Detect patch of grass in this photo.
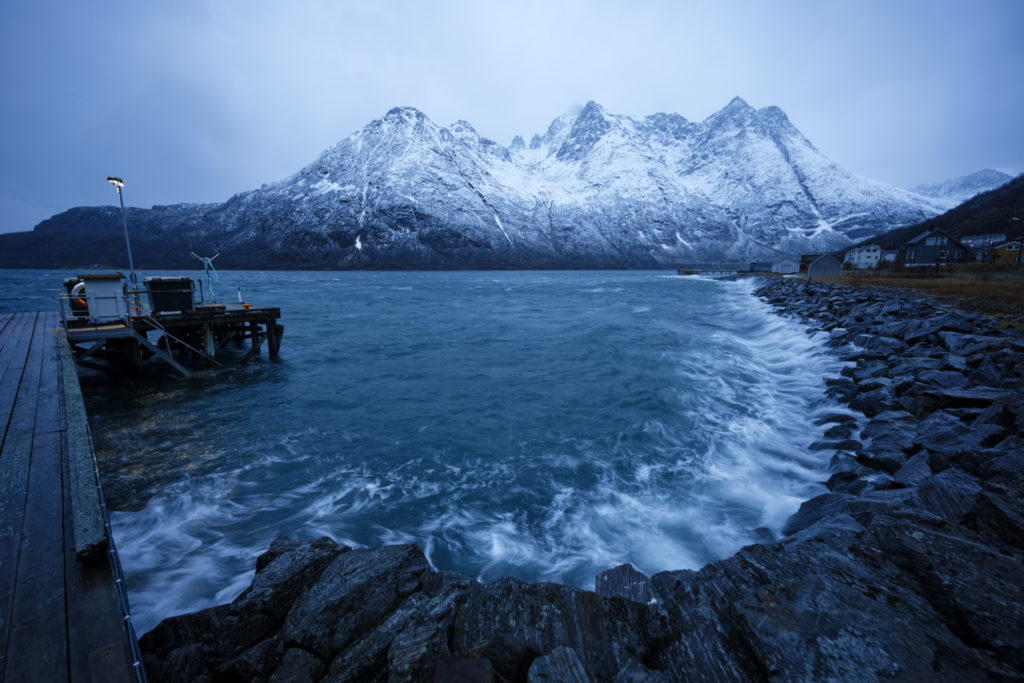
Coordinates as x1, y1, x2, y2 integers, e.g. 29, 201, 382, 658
813, 269, 1024, 330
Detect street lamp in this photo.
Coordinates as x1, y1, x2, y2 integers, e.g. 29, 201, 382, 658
107, 176, 140, 314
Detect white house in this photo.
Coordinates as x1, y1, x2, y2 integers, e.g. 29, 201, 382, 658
844, 244, 883, 269
771, 257, 800, 274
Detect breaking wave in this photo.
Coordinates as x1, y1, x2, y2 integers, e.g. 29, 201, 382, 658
80, 271, 851, 634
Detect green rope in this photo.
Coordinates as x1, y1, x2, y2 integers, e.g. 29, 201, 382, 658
191, 252, 220, 303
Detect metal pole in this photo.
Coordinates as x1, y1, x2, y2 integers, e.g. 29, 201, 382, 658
107, 177, 140, 315
115, 185, 135, 275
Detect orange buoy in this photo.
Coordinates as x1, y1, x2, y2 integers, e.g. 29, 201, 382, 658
70, 282, 88, 311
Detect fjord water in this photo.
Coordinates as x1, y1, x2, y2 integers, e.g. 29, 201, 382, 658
3, 270, 849, 634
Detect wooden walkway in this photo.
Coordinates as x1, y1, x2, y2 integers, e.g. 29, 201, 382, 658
0, 312, 141, 682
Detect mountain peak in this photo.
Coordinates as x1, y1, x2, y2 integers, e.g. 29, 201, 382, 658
448, 120, 480, 146
556, 102, 612, 162
725, 96, 752, 112
449, 120, 477, 133
578, 100, 606, 119
754, 105, 802, 139
757, 105, 788, 123
383, 106, 428, 125
705, 96, 756, 128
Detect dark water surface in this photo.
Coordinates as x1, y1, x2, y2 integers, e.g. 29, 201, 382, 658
0, 269, 851, 633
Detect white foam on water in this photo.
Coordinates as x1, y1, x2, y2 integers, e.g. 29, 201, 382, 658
391, 278, 850, 585
108, 273, 856, 634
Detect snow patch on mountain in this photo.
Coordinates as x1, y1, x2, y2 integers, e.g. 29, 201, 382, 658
6, 98, 947, 270
912, 169, 1013, 205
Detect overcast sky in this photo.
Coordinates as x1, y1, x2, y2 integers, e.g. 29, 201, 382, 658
1, 0, 1022, 233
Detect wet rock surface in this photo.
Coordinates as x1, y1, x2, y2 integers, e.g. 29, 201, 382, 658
141, 279, 1024, 681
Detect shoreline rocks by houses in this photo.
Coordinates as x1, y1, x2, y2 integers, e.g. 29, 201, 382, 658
140, 278, 1024, 682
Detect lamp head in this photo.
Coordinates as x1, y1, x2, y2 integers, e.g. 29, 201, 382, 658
106, 176, 124, 189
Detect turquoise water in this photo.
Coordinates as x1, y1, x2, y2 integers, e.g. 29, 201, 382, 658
0, 270, 850, 633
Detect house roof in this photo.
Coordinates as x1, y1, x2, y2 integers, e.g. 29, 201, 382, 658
905, 228, 967, 248
810, 254, 842, 266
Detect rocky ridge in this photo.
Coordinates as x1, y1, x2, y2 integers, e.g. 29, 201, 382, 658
0, 99, 943, 269
140, 279, 1024, 681
912, 169, 1014, 206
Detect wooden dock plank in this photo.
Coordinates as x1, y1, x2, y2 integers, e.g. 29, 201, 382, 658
0, 313, 137, 682
5, 315, 70, 681
0, 313, 34, 372
0, 312, 46, 678
58, 329, 108, 559
65, 556, 135, 682
0, 313, 14, 342
60, 338, 134, 682
0, 313, 16, 349
5, 427, 68, 682
0, 314, 34, 430
0, 312, 30, 358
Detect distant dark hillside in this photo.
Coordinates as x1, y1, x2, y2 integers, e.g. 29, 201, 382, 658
0, 204, 230, 270
855, 174, 1024, 250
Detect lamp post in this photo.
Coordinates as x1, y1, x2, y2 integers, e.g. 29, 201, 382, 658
106, 176, 140, 314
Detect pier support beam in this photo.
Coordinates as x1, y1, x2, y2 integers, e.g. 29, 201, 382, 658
267, 321, 281, 360
203, 324, 215, 360
242, 330, 268, 363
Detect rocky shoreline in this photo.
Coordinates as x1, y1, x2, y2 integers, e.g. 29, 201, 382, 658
140, 278, 1024, 681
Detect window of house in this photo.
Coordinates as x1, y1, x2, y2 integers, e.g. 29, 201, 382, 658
925, 235, 947, 246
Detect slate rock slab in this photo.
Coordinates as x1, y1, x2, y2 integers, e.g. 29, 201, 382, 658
894, 452, 933, 486
914, 411, 970, 455
595, 564, 656, 605
918, 468, 983, 524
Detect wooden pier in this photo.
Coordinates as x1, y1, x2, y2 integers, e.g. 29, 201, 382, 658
1, 312, 142, 681
65, 304, 283, 378
55, 272, 282, 378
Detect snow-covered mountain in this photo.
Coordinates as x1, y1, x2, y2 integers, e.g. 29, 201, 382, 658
912, 169, 1013, 206
0, 98, 946, 269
